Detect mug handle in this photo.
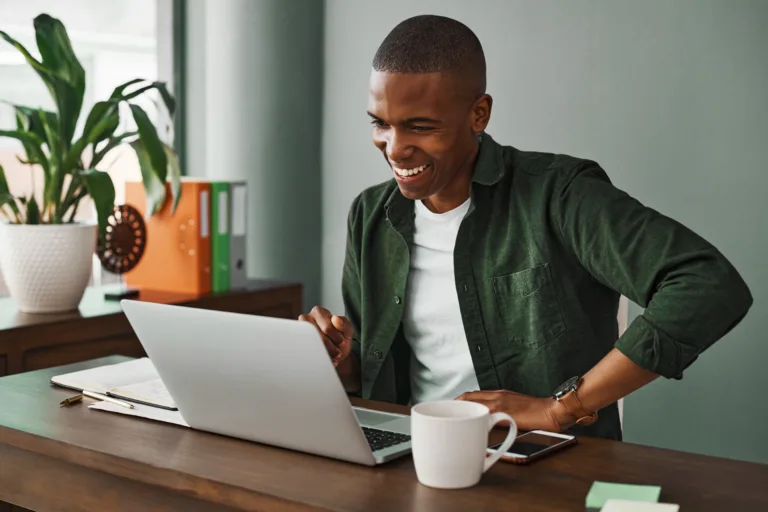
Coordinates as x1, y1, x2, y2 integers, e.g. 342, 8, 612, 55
483, 412, 518, 473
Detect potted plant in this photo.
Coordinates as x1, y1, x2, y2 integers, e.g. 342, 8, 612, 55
0, 14, 181, 313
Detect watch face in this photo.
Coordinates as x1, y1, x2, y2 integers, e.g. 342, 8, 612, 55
553, 375, 580, 398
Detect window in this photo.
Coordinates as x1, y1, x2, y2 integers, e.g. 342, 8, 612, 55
0, 0, 174, 296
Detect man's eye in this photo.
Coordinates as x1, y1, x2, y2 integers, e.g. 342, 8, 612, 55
412, 126, 431, 132
370, 119, 387, 128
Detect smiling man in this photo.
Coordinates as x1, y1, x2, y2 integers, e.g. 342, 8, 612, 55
299, 15, 752, 439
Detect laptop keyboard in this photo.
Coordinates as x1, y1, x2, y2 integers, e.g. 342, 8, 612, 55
362, 427, 411, 452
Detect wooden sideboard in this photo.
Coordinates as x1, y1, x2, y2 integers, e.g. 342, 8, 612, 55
0, 280, 302, 377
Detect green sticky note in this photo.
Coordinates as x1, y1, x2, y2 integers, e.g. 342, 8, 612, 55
586, 481, 662, 509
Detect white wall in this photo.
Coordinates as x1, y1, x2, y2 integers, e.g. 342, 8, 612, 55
323, 0, 768, 462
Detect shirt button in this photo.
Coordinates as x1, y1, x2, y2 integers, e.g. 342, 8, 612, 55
394, 296, 401, 304
463, 284, 469, 292
476, 344, 482, 352
374, 350, 383, 359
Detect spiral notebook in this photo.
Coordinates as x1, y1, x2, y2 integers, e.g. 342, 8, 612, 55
50, 358, 177, 411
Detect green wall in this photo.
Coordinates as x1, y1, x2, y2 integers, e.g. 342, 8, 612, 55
186, 0, 324, 309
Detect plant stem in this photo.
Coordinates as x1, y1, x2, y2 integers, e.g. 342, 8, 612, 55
65, 188, 88, 223
8, 198, 25, 224
65, 199, 79, 223
28, 163, 37, 221
57, 173, 81, 222
1, 205, 14, 222
61, 186, 86, 223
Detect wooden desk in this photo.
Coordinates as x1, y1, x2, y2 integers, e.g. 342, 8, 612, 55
1, 357, 766, 511
0, 280, 302, 376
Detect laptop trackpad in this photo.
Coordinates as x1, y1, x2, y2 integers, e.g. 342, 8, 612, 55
353, 407, 411, 434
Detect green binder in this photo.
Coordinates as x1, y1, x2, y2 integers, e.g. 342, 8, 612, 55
210, 181, 231, 292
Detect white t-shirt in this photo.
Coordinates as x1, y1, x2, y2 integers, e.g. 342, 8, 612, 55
402, 197, 480, 404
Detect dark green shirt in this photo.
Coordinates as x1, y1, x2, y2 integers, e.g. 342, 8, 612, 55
341, 133, 752, 440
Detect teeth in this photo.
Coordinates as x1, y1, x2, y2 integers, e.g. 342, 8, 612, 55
394, 164, 427, 177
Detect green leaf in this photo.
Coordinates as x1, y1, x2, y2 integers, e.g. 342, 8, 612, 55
82, 101, 119, 147
0, 129, 54, 210
91, 130, 139, 169
8, 103, 57, 142
38, 108, 61, 161
35, 109, 62, 210
0, 194, 20, 223
0, 30, 50, 76
80, 169, 115, 241
110, 78, 145, 99
26, 196, 41, 224
152, 82, 175, 118
10, 105, 56, 175
130, 139, 166, 216
1, 19, 84, 152
0, 130, 49, 171
163, 144, 182, 214
0, 163, 20, 222
32, 14, 85, 148
130, 104, 167, 182
119, 82, 175, 117
34, 15, 81, 81
0, 161, 12, 196
63, 106, 122, 173
0, 15, 85, 170
0, 129, 45, 151
108, 79, 175, 118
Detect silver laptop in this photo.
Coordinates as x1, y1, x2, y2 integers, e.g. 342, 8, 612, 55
120, 300, 411, 466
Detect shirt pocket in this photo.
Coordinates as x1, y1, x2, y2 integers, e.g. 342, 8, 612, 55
491, 263, 566, 349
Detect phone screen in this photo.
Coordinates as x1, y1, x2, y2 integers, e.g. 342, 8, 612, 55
493, 433, 568, 456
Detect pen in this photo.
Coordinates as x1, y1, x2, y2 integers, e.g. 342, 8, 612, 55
60, 394, 83, 407
83, 390, 135, 409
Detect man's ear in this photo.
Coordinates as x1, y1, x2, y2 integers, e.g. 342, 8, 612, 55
471, 94, 493, 134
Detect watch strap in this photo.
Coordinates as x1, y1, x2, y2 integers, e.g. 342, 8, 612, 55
557, 380, 598, 426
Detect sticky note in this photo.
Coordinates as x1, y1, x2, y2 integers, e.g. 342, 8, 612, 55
586, 481, 662, 509
601, 499, 679, 512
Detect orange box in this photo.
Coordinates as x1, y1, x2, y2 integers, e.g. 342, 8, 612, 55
124, 180, 211, 294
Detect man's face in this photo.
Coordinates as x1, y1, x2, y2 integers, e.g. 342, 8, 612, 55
367, 71, 490, 201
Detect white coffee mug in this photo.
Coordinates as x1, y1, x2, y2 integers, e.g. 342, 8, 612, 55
410, 400, 518, 489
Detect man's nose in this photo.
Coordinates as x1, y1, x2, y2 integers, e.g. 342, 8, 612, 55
386, 132, 414, 163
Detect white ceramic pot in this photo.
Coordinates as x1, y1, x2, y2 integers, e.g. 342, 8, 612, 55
0, 222, 97, 313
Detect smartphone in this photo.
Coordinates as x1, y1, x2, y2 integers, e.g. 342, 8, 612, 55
487, 430, 577, 464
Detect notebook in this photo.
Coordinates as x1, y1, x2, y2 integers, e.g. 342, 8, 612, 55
601, 501, 679, 512
51, 358, 177, 410
89, 401, 188, 427
587, 482, 662, 510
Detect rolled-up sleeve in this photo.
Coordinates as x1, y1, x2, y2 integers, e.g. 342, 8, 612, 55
554, 162, 753, 379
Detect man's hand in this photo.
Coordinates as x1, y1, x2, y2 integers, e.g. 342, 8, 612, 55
456, 390, 568, 432
298, 306, 354, 367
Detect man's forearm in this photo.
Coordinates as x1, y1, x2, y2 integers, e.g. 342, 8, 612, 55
337, 353, 362, 395
555, 348, 659, 426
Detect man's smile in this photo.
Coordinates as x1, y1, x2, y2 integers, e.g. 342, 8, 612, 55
392, 163, 431, 181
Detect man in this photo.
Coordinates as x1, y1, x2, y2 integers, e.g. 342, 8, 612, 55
299, 14, 752, 440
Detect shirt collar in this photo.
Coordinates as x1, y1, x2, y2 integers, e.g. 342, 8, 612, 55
384, 131, 505, 212
471, 132, 505, 186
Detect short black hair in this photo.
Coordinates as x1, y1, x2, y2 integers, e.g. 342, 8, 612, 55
372, 14, 486, 95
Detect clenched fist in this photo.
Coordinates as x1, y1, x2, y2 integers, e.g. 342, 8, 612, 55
298, 306, 354, 367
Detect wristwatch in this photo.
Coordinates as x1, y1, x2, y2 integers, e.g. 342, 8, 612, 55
552, 376, 597, 427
